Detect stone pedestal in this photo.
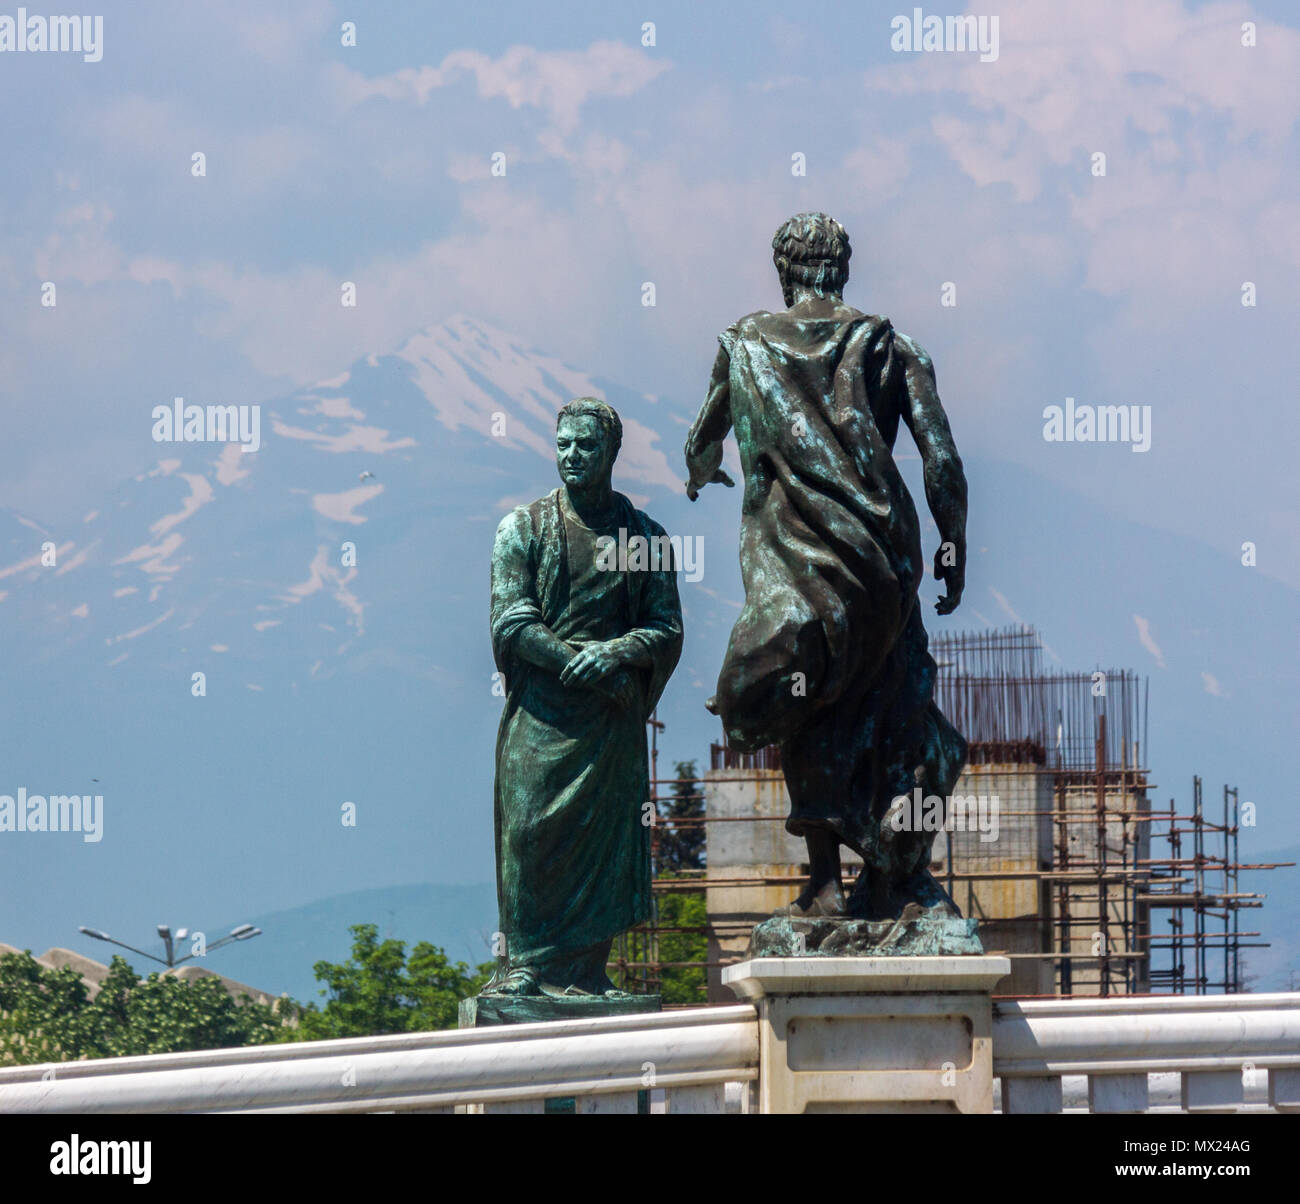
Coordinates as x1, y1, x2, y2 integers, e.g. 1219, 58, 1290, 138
748, 912, 983, 957
723, 956, 1010, 1113
459, 993, 661, 1028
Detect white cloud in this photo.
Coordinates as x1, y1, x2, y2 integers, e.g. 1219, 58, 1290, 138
1133, 614, 1167, 669
865, 0, 1300, 332
228, 1, 331, 67
331, 41, 670, 135
215, 445, 251, 487
33, 203, 124, 286
868, 1, 1300, 188
841, 138, 912, 203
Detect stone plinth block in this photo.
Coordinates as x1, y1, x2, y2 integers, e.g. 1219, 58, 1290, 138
723, 956, 1010, 1114
459, 993, 661, 1028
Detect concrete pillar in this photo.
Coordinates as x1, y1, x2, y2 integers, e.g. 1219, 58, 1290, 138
723, 956, 1010, 1114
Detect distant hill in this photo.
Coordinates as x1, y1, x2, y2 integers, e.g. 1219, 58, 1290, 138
213, 882, 497, 1003
1, 311, 1295, 994
220, 858, 1298, 1003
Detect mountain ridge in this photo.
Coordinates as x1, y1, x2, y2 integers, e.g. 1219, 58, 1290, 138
0, 312, 1294, 995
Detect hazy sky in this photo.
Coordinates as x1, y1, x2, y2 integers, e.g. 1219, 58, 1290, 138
2, 1, 1297, 594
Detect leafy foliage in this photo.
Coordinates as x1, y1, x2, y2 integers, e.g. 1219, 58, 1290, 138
654, 759, 705, 874
654, 888, 708, 1005
0, 950, 285, 1065
289, 923, 494, 1040
1, 922, 494, 1062
631, 760, 709, 1004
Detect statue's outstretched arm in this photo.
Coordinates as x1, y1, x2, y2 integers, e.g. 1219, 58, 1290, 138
896, 332, 967, 614
685, 345, 736, 500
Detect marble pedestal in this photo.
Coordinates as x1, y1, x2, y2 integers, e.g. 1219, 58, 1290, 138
723, 956, 1010, 1114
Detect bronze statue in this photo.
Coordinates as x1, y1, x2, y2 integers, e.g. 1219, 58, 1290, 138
485, 399, 683, 1001
686, 213, 978, 953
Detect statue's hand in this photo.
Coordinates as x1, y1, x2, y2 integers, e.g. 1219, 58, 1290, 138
935, 548, 967, 616
559, 642, 621, 686
934, 552, 965, 615
685, 468, 735, 501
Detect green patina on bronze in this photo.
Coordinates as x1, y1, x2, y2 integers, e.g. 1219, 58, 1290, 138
685, 212, 979, 955
482, 399, 682, 1005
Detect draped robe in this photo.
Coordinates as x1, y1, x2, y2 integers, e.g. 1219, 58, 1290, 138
490, 487, 683, 985
686, 299, 967, 899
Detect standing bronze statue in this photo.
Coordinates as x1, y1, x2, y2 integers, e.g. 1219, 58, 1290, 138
686, 213, 979, 954
480, 398, 683, 1015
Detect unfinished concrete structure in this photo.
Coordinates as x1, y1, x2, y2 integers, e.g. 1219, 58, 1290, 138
700, 757, 1070, 1000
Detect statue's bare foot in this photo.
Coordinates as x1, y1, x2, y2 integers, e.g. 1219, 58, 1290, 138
776, 880, 846, 918
705, 695, 720, 716
562, 978, 632, 999
557, 973, 624, 998
492, 967, 541, 996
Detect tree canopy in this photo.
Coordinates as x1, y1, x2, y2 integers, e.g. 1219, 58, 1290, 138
0, 923, 494, 1063
0, 950, 284, 1064
290, 923, 494, 1040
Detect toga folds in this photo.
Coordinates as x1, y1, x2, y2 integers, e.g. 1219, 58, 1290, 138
490, 488, 682, 980
686, 300, 967, 883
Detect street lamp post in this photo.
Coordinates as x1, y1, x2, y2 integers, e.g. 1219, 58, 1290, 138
78, 923, 262, 970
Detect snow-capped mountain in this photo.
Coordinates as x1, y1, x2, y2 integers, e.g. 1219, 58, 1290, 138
1, 314, 1295, 992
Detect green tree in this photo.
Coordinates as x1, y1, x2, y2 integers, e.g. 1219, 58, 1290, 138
654, 759, 705, 875
289, 923, 494, 1040
91, 957, 285, 1057
626, 760, 708, 1004
0, 952, 98, 1064
0, 950, 285, 1065
654, 889, 708, 1005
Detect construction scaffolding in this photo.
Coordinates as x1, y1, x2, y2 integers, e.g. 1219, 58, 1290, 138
612, 626, 1288, 1001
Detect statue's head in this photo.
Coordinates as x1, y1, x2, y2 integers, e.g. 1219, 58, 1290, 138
772, 212, 851, 308
555, 397, 622, 491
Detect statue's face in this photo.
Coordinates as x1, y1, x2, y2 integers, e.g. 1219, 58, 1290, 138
556, 414, 613, 489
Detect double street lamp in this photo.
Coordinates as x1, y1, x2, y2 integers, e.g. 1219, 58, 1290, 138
78, 922, 262, 970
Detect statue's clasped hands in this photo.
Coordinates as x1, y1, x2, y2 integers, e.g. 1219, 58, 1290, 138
560, 641, 620, 685
560, 641, 637, 711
